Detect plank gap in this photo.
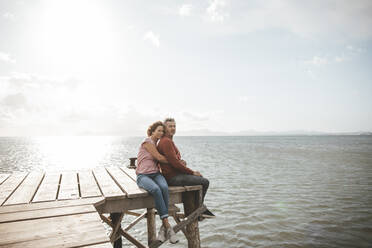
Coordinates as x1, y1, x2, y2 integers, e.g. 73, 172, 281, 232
77, 173, 82, 198
29, 172, 45, 204
92, 170, 104, 196
55, 174, 62, 200
104, 167, 128, 195
1, 172, 30, 206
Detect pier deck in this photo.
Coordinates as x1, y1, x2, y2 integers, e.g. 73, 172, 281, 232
0, 166, 204, 248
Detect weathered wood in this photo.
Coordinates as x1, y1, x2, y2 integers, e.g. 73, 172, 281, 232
118, 228, 147, 248
174, 205, 206, 233
0, 196, 103, 214
32, 173, 60, 203
125, 210, 142, 217
78, 170, 102, 198
147, 208, 157, 245
0, 173, 28, 206
92, 167, 125, 198
172, 215, 187, 238
0, 204, 97, 224
183, 190, 201, 248
95, 192, 183, 214
0, 212, 109, 248
0, 174, 10, 185
4, 172, 44, 205
184, 185, 203, 191
0, 167, 207, 248
124, 211, 147, 231
119, 166, 137, 181
109, 212, 124, 245
99, 214, 147, 248
105, 167, 147, 198
58, 172, 79, 200
80, 243, 113, 248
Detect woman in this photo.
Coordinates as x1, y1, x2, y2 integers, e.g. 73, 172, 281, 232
136, 121, 178, 244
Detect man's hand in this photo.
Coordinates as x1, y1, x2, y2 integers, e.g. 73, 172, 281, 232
193, 171, 202, 177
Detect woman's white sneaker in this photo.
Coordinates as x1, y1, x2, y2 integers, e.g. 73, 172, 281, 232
167, 227, 179, 244
157, 225, 166, 243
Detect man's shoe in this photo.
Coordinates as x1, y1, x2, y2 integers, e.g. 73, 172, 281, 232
203, 207, 216, 217
167, 227, 179, 244
157, 225, 166, 243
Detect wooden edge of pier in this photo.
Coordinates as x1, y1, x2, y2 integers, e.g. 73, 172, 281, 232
0, 167, 207, 248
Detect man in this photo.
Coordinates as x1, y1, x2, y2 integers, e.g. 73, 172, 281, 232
157, 118, 214, 218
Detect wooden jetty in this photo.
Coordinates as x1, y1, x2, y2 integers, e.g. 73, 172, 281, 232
0, 166, 205, 248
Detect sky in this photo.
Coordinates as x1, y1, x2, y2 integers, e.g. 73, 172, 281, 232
0, 0, 371, 136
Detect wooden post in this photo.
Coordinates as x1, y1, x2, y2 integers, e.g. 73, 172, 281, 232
147, 208, 157, 245
183, 189, 202, 248
110, 213, 122, 248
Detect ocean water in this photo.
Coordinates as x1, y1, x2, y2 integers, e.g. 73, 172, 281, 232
1, 136, 372, 248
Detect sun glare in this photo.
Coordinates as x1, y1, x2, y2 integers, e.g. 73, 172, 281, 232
39, 0, 117, 74
35, 136, 113, 171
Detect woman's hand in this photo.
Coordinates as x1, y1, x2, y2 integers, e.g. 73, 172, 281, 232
193, 171, 202, 177
143, 143, 168, 163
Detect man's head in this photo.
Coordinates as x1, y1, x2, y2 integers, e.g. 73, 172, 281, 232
164, 117, 176, 138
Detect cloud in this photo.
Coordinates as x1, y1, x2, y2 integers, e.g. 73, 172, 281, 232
2, 12, 15, 20
0, 73, 161, 136
346, 45, 363, 53
305, 56, 329, 66
0, 52, 16, 64
201, 0, 372, 40
1, 93, 28, 109
4, 72, 79, 91
143, 31, 160, 47
206, 0, 229, 22
305, 44, 362, 67
182, 111, 210, 122
179, 4, 193, 16
238, 96, 249, 103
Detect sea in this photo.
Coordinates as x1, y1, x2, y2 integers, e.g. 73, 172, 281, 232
0, 135, 371, 248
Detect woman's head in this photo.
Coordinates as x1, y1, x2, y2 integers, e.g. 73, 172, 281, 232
147, 121, 165, 139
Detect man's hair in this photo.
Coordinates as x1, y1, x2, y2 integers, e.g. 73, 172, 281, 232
147, 121, 165, 137
164, 117, 175, 125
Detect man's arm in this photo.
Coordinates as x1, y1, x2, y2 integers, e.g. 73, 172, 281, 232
161, 139, 194, 175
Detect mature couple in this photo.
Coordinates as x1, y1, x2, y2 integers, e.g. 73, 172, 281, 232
135, 118, 212, 244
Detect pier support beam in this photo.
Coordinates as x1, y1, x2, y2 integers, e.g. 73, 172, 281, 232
183, 189, 202, 248
110, 212, 123, 248
147, 208, 157, 245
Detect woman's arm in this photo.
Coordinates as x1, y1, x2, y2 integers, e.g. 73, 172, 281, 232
143, 143, 168, 163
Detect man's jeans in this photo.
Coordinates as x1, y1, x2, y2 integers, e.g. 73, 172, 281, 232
137, 173, 169, 219
168, 174, 209, 203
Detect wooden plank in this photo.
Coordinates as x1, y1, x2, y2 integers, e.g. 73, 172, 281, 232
0, 204, 97, 224
92, 167, 125, 198
0, 173, 28, 206
119, 166, 137, 181
0, 174, 10, 185
81, 243, 112, 248
95, 192, 183, 213
32, 173, 60, 203
4, 172, 44, 205
184, 185, 203, 191
106, 167, 147, 198
78, 170, 102, 198
0, 212, 109, 248
58, 172, 79, 200
0, 197, 103, 214
169, 186, 189, 193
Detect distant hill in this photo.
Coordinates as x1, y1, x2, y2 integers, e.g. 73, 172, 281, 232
177, 129, 372, 136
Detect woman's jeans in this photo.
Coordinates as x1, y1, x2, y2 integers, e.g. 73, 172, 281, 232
137, 172, 169, 219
